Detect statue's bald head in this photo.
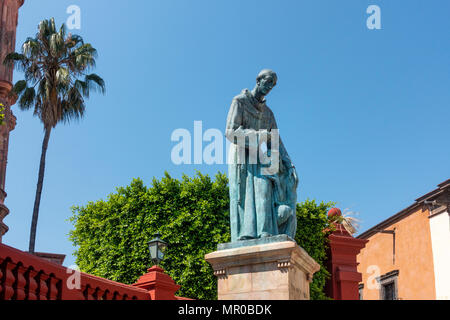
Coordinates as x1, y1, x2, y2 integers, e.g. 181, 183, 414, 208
254, 69, 277, 98
257, 69, 278, 86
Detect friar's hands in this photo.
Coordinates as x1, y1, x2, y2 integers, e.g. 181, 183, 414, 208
289, 166, 299, 187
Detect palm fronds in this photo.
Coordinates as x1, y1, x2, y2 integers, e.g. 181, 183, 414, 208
341, 209, 361, 235
3, 17, 105, 130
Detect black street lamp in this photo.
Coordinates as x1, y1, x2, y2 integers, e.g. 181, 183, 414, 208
148, 233, 167, 266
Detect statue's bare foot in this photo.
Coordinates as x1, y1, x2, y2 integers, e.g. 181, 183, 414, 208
238, 236, 255, 241
259, 232, 272, 238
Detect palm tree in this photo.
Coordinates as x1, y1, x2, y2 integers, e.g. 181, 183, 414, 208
4, 18, 105, 253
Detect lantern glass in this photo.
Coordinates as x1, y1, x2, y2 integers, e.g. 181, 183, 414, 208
149, 244, 157, 262
148, 233, 167, 265
158, 242, 167, 260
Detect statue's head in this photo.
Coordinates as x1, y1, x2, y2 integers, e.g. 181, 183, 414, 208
255, 69, 278, 97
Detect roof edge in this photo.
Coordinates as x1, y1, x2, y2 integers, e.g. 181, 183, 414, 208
357, 202, 421, 239
357, 179, 450, 239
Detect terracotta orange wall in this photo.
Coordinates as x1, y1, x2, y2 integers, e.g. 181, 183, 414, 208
357, 206, 436, 300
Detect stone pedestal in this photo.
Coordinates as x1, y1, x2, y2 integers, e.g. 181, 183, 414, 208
205, 236, 320, 300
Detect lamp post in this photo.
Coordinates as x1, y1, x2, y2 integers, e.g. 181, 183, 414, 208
134, 233, 181, 299
148, 233, 167, 266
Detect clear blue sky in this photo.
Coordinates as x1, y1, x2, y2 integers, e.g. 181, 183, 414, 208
4, 0, 450, 267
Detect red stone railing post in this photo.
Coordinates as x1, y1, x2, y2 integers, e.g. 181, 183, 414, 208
325, 208, 368, 300
132, 266, 181, 300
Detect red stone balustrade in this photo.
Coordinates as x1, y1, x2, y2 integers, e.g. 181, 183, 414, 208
0, 243, 188, 300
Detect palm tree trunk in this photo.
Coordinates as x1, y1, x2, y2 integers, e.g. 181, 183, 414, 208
28, 128, 51, 253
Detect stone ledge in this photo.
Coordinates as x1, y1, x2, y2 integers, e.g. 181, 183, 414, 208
0, 203, 10, 220
0, 80, 12, 100
0, 221, 9, 239
217, 234, 295, 250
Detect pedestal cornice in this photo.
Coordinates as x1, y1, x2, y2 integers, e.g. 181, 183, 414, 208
207, 241, 320, 277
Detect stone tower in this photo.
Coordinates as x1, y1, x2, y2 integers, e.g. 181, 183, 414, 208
0, 0, 24, 242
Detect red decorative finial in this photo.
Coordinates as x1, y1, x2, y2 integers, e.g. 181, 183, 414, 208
328, 208, 342, 218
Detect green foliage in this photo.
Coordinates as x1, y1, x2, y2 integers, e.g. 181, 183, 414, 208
0, 103, 5, 126
69, 172, 230, 300
69, 172, 335, 300
295, 200, 336, 300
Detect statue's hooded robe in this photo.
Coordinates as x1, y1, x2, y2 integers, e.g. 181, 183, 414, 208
226, 89, 298, 242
